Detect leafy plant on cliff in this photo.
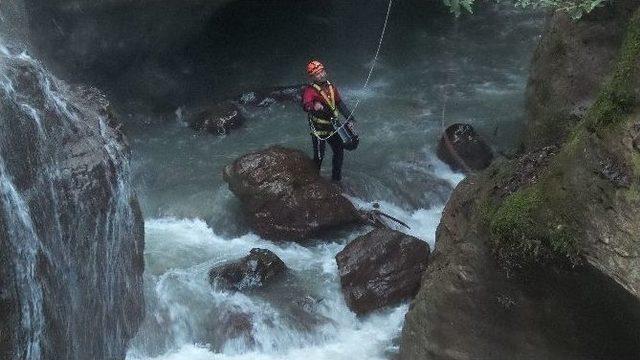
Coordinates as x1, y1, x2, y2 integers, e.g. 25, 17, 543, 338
445, 0, 607, 18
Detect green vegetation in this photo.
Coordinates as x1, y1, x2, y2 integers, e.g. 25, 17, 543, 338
487, 183, 579, 275
445, 0, 607, 19
482, 8, 640, 275
586, 11, 640, 130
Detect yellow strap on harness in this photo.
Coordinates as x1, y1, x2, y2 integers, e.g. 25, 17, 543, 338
308, 81, 340, 140
310, 117, 332, 124
311, 82, 340, 118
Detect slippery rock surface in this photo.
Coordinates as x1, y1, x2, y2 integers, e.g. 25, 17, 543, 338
207, 311, 255, 351
209, 248, 287, 291
335, 229, 430, 315
0, 47, 144, 359
223, 146, 359, 242
186, 101, 245, 135
400, 176, 640, 360
436, 123, 493, 172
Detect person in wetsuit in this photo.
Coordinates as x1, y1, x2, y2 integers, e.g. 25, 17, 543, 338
301, 60, 354, 183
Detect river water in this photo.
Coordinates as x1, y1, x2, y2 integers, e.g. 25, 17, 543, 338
124, 2, 543, 359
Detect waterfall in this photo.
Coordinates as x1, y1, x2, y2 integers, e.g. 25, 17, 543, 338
0, 40, 144, 359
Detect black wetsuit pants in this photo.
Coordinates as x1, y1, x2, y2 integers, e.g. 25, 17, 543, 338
311, 134, 344, 181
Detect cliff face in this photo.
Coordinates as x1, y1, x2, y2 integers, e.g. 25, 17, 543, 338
524, 1, 638, 149
400, 3, 640, 359
0, 45, 144, 359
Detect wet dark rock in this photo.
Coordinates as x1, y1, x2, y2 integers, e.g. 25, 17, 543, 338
186, 101, 245, 135
182, 84, 303, 136
208, 311, 255, 351
436, 123, 493, 172
209, 248, 287, 291
401, 5, 640, 358
237, 84, 305, 108
335, 229, 430, 315
223, 146, 360, 242
400, 174, 640, 360
0, 50, 144, 359
525, 0, 639, 149
496, 145, 559, 199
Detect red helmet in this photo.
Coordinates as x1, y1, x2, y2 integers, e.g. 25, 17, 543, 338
306, 60, 325, 76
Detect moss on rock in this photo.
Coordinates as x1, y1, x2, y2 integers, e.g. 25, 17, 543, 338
587, 10, 640, 130
488, 183, 579, 275
485, 9, 640, 275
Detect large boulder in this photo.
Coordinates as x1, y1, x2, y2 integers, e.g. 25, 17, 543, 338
209, 248, 287, 291
525, 0, 639, 149
400, 174, 640, 360
436, 123, 493, 172
223, 146, 360, 242
400, 7, 640, 359
335, 229, 430, 315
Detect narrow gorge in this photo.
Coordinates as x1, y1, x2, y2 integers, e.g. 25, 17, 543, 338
1, 1, 638, 359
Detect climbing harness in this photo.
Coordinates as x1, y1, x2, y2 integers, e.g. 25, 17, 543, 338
308, 0, 393, 144
308, 81, 360, 150
308, 81, 339, 138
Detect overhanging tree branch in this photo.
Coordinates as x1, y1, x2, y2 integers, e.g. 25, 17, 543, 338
445, 0, 608, 19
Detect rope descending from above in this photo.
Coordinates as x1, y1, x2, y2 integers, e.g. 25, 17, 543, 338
439, 17, 474, 173
345, 0, 394, 122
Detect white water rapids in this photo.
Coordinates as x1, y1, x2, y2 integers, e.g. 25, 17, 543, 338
127, 166, 463, 360
124, 3, 542, 358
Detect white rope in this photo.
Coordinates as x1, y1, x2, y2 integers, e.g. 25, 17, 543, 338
343, 0, 393, 122
440, 18, 474, 173
441, 21, 457, 133
311, 0, 393, 140
346, 0, 394, 121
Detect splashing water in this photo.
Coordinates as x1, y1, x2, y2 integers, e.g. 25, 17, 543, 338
0, 41, 143, 359
123, 2, 542, 359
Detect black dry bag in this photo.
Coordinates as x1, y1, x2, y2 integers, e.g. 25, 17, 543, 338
335, 120, 359, 150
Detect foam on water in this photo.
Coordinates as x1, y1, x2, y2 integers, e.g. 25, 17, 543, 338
127, 165, 462, 360
124, 3, 540, 358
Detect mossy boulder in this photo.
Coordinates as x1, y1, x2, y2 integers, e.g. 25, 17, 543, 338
524, 0, 639, 149
400, 6, 640, 359
486, 10, 640, 294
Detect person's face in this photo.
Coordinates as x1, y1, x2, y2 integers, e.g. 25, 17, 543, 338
312, 69, 327, 82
